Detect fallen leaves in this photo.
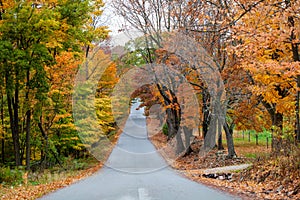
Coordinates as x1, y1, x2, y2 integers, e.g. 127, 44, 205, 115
0, 162, 103, 200
150, 129, 300, 199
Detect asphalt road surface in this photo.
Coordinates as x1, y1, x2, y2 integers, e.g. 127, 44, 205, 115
40, 102, 238, 200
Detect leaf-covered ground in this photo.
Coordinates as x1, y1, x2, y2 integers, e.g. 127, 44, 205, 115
150, 128, 300, 200
0, 162, 103, 200
0, 127, 123, 200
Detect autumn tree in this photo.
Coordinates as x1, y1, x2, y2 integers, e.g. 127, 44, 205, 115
112, 0, 229, 156
229, 0, 300, 153
0, 0, 110, 168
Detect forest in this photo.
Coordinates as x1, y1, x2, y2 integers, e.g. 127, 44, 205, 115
0, 0, 300, 199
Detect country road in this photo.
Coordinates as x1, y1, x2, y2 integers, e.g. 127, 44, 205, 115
40, 102, 238, 200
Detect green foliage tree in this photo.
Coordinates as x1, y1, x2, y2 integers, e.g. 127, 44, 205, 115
0, 0, 110, 168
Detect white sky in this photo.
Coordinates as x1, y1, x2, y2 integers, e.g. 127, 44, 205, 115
101, 1, 142, 47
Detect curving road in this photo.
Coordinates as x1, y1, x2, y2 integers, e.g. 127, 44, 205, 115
40, 102, 238, 200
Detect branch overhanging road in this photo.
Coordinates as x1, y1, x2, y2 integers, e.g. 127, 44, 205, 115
40, 102, 239, 200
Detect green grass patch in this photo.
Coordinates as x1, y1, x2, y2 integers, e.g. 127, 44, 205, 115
232, 130, 272, 146
244, 153, 258, 159
0, 157, 99, 188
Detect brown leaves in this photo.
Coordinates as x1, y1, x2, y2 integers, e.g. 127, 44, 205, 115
150, 130, 299, 199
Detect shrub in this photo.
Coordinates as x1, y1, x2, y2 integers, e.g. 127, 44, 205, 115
0, 167, 24, 186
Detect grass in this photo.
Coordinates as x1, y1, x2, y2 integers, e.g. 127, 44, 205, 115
221, 130, 272, 159
234, 130, 272, 145
0, 157, 102, 200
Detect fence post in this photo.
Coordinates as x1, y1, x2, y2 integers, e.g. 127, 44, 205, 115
256, 134, 258, 145
248, 131, 251, 142
271, 129, 274, 150
243, 131, 244, 140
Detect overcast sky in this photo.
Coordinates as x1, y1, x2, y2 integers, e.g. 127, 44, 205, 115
102, 1, 142, 47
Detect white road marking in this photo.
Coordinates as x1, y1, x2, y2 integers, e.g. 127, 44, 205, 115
138, 188, 152, 200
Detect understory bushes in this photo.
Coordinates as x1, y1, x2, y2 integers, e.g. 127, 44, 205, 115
0, 167, 24, 186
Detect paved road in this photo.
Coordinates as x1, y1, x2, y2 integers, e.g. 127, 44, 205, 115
40, 102, 238, 200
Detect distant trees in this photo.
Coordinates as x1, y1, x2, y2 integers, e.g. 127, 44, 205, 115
113, 0, 236, 157
113, 0, 300, 157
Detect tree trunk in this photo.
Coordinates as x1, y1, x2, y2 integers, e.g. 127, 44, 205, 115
183, 126, 193, 156
25, 68, 31, 170
25, 110, 31, 170
156, 84, 181, 140
218, 120, 224, 150
202, 115, 217, 152
7, 90, 21, 166
13, 80, 21, 166
1, 93, 4, 164
202, 89, 210, 138
38, 121, 48, 167
166, 107, 184, 155
85, 45, 90, 80
175, 129, 184, 155
272, 113, 284, 154
1, 129, 4, 164
38, 121, 62, 167
166, 109, 175, 140
296, 75, 300, 142
289, 16, 300, 142
223, 122, 236, 158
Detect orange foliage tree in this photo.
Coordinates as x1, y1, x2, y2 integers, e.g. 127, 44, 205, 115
229, 0, 300, 152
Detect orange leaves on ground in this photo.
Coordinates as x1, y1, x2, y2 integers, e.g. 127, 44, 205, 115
1, 162, 103, 200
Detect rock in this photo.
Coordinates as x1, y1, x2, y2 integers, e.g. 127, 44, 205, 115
227, 173, 233, 179
203, 173, 233, 180
203, 173, 218, 179
276, 185, 283, 193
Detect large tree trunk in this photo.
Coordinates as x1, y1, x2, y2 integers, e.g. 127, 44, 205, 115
271, 113, 284, 154
166, 109, 175, 140
157, 84, 183, 155
262, 100, 284, 154
223, 122, 236, 158
175, 129, 184, 155
289, 16, 300, 142
183, 126, 193, 156
296, 75, 300, 142
166, 107, 184, 155
202, 115, 217, 152
218, 120, 224, 150
202, 89, 210, 138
